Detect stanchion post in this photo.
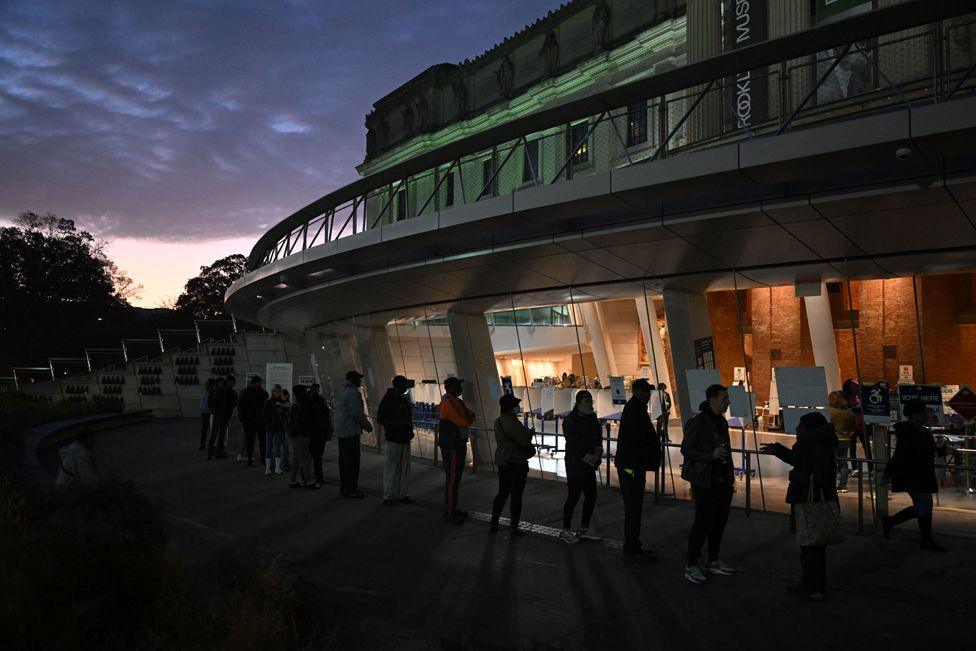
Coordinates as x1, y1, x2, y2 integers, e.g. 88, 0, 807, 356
745, 452, 752, 518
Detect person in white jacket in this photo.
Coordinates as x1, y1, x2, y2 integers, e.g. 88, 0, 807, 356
56, 428, 101, 489
334, 370, 373, 497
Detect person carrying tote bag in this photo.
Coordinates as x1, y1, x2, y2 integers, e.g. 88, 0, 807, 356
490, 393, 536, 536
762, 411, 842, 602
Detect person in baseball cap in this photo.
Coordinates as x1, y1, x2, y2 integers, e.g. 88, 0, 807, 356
377, 375, 416, 504
335, 370, 372, 498
346, 370, 365, 383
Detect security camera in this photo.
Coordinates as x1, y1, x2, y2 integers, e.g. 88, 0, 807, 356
895, 147, 913, 161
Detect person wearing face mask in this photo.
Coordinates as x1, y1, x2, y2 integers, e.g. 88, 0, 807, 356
681, 384, 736, 584
377, 375, 415, 505
560, 390, 604, 544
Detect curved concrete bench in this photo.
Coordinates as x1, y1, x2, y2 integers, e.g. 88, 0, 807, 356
24, 410, 153, 488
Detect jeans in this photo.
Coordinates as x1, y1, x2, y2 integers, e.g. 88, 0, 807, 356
383, 440, 412, 501
243, 420, 265, 463
835, 441, 851, 490
850, 430, 872, 470
617, 468, 646, 553
265, 430, 284, 470
199, 412, 211, 449
338, 436, 361, 493
563, 473, 597, 530
208, 416, 230, 456
492, 463, 529, 528
310, 435, 326, 483
686, 482, 734, 565
441, 445, 467, 515
288, 436, 312, 484
279, 434, 291, 471
799, 545, 827, 591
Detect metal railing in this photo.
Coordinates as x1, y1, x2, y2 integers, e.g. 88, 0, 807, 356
250, 13, 976, 272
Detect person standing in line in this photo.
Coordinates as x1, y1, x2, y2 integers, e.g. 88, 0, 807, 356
560, 390, 604, 544
307, 383, 334, 486
198, 378, 215, 451
843, 379, 871, 476
490, 393, 535, 536
438, 377, 476, 524
681, 384, 736, 584
334, 370, 372, 498
262, 384, 288, 476
762, 412, 840, 602
279, 389, 292, 472
656, 383, 672, 442
207, 377, 235, 459
615, 378, 661, 563
828, 391, 855, 493
287, 385, 316, 489
239, 375, 269, 467
377, 375, 415, 505
882, 399, 947, 552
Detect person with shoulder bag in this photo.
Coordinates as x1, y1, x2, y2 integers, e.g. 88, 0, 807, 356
681, 384, 736, 584
762, 411, 844, 602
490, 393, 535, 536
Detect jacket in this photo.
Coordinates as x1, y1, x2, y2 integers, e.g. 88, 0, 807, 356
680, 401, 733, 489
828, 392, 855, 443
768, 422, 839, 505
334, 381, 371, 439
494, 412, 534, 467
238, 385, 269, 423
210, 385, 238, 420
262, 396, 288, 431
306, 393, 334, 441
437, 394, 475, 450
56, 442, 100, 489
562, 408, 602, 478
888, 421, 938, 494
614, 396, 660, 473
199, 387, 211, 412
377, 388, 414, 444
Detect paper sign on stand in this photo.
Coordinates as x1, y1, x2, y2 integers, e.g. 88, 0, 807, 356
266, 363, 293, 395
609, 376, 627, 405
899, 365, 914, 384
685, 369, 722, 413
727, 385, 755, 420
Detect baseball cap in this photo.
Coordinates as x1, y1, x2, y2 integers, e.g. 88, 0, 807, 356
499, 393, 521, 410
444, 376, 464, 388
346, 370, 365, 381
631, 378, 652, 392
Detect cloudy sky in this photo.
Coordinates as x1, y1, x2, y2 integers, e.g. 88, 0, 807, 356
0, 0, 557, 305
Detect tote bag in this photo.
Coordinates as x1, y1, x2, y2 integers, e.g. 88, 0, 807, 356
795, 475, 845, 547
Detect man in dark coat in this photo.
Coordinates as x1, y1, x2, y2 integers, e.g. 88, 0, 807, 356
882, 399, 946, 551
238, 376, 269, 467
377, 375, 415, 504
207, 376, 237, 459
614, 378, 661, 562
307, 383, 334, 485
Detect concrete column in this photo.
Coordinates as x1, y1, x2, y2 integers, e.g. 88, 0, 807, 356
803, 283, 842, 394
685, 0, 723, 144
768, 0, 813, 114
447, 307, 500, 469
662, 289, 714, 421
351, 318, 398, 421
635, 297, 670, 389
578, 301, 617, 383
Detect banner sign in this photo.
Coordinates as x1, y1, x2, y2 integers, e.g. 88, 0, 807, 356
816, 0, 870, 23
860, 381, 890, 425
266, 363, 293, 394
724, 0, 768, 131
694, 337, 716, 370
501, 376, 514, 396
897, 384, 944, 426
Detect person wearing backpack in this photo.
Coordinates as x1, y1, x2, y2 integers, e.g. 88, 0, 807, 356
490, 393, 535, 535
287, 385, 316, 489
438, 377, 476, 524
335, 370, 373, 498
377, 375, 415, 505
680, 384, 736, 585
307, 383, 334, 485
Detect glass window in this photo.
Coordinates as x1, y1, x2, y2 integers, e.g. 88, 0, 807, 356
444, 171, 454, 207
491, 310, 515, 326
522, 139, 539, 184
481, 158, 494, 196
515, 308, 532, 326
571, 123, 589, 165
396, 188, 407, 221
627, 102, 647, 147
530, 307, 550, 325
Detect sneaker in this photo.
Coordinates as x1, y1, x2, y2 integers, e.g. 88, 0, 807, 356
236, 454, 244, 463
274, 467, 283, 475
383, 499, 396, 506
838, 488, 849, 494
264, 469, 272, 476
306, 483, 321, 490
684, 565, 708, 584
576, 528, 603, 542
559, 529, 580, 544
704, 560, 736, 576
399, 496, 415, 504
802, 590, 831, 602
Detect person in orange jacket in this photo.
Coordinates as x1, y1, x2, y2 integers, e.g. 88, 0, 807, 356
438, 377, 476, 524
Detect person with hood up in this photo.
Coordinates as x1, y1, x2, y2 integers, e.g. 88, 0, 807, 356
882, 399, 947, 552
56, 428, 101, 489
334, 370, 373, 498
762, 412, 841, 602
438, 377, 476, 524
490, 393, 535, 536
681, 384, 736, 585
560, 390, 604, 544
377, 375, 415, 504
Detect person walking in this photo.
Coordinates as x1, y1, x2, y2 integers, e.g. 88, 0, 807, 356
335, 370, 372, 498
828, 391, 855, 493
490, 393, 535, 536
307, 383, 334, 485
198, 378, 215, 451
615, 378, 661, 562
239, 375, 269, 467
681, 384, 736, 584
438, 377, 476, 524
656, 383, 672, 442
262, 384, 288, 476
287, 385, 316, 489
560, 390, 603, 544
207, 377, 237, 459
377, 375, 415, 505
762, 412, 841, 602
843, 378, 871, 477
882, 399, 947, 552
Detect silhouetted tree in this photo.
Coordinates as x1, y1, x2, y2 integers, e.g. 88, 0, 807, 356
175, 254, 248, 320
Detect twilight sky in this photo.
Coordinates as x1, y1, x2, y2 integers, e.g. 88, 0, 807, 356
0, 0, 558, 306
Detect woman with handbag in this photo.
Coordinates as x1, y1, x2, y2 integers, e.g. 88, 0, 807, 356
560, 390, 604, 544
762, 411, 843, 602
490, 393, 536, 536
